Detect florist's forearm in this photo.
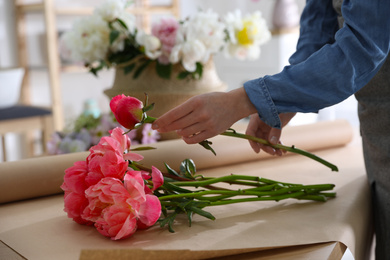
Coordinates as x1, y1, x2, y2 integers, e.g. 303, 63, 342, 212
227, 87, 258, 121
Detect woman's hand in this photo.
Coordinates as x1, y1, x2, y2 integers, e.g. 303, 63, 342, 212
246, 112, 296, 156
152, 87, 257, 144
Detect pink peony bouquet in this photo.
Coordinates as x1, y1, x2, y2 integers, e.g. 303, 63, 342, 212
62, 94, 338, 240
60, 0, 271, 79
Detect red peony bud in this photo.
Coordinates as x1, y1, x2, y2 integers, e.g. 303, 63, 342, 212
110, 94, 144, 130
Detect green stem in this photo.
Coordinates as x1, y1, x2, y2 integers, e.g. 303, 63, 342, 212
135, 116, 338, 172
158, 184, 335, 201
220, 131, 338, 172
170, 175, 298, 188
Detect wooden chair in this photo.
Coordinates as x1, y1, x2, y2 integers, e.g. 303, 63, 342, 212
0, 67, 54, 161
0, 105, 53, 161
0, 0, 59, 162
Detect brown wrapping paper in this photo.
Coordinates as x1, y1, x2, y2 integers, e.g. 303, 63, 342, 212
0, 120, 353, 204
0, 129, 371, 260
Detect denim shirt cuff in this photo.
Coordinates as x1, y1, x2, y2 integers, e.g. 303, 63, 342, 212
244, 77, 281, 129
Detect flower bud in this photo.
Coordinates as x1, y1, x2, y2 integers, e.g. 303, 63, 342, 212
110, 94, 144, 130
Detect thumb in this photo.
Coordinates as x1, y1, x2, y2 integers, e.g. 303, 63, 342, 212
268, 128, 282, 145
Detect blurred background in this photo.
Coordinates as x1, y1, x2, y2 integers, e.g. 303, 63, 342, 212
0, 0, 359, 161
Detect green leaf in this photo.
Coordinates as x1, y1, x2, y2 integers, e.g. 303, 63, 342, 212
155, 62, 172, 79
164, 162, 180, 177
130, 146, 156, 151
158, 213, 178, 233
194, 62, 203, 79
123, 63, 136, 75
198, 140, 216, 156
188, 206, 215, 221
180, 159, 197, 179
187, 210, 193, 227
109, 30, 120, 44
177, 71, 191, 80
133, 60, 151, 79
143, 103, 155, 113
162, 182, 193, 193
116, 18, 128, 30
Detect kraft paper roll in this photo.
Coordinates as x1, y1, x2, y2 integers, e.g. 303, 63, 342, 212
0, 120, 354, 204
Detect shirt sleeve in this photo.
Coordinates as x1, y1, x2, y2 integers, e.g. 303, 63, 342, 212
244, 0, 390, 128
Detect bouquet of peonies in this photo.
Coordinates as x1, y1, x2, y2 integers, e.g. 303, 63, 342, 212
60, 0, 271, 79
61, 94, 338, 240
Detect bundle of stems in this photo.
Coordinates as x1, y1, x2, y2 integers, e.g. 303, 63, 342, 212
132, 160, 336, 232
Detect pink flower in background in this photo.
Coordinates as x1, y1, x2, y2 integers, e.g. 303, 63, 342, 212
152, 17, 179, 64
141, 123, 161, 144
110, 94, 144, 130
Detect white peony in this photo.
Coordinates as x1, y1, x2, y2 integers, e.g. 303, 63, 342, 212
94, 0, 126, 22
136, 31, 162, 60
224, 10, 271, 60
94, 0, 136, 53
183, 9, 227, 63
61, 15, 110, 64
169, 9, 225, 70
170, 37, 206, 72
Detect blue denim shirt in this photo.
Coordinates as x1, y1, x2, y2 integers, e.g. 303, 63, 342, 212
244, 0, 390, 128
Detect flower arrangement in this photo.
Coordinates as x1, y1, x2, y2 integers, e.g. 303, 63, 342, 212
60, 0, 271, 79
61, 94, 338, 240
47, 111, 160, 155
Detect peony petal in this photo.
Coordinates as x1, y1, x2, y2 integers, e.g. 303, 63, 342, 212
123, 152, 144, 162
109, 94, 127, 114
137, 194, 161, 229
151, 166, 164, 191
124, 171, 147, 204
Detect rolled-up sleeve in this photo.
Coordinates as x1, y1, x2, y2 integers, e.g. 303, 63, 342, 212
244, 0, 390, 128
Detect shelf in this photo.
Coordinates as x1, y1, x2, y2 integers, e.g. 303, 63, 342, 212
17, 4, 179, 16
16, 3, 44, 13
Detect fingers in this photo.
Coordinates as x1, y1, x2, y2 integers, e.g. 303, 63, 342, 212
268, 128, 285, 156
245, 114, 286, 156
152, 100, 195, 132
181, 130, 210, 144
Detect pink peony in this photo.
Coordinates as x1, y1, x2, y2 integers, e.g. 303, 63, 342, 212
61, 160, 89, 194
138, 166, 164, 194
110, 95, 144, 130
86, 127, 143, 186
95, 203, 138, 240
152, 17, 179, 64
63, 191, 92, 225
151, 166, 164, 191
136, 194, 161, 229
61, 161, 93, 225
82, 172, 161, 240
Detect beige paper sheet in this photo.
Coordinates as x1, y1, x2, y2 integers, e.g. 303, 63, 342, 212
0, 120, 353, 204
0, 120, 372, 260
0, 136, 371, 260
